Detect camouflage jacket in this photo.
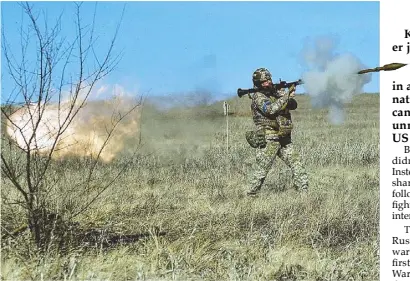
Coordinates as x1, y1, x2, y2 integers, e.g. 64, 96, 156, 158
251, 90, 293, 139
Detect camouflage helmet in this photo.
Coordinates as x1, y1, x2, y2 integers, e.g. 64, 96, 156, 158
252, 68, 272, 86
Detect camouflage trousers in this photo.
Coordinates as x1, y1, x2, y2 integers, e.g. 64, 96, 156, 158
247, 137, 308, 194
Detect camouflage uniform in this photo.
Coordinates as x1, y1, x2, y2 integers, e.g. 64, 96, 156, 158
246, 68, 308, 195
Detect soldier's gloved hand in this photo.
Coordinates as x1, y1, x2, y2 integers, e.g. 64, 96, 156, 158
277, 89, 286, 97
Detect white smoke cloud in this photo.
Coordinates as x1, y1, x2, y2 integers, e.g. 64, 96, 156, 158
300, 36, 372, 124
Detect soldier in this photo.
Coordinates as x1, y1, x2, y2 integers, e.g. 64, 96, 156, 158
245, 68, 308, 196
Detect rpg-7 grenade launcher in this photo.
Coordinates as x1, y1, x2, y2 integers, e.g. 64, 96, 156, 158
237, 79, 304, 98
237, 63, 408, 98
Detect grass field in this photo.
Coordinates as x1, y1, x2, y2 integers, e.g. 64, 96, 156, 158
1, 93, 380, 280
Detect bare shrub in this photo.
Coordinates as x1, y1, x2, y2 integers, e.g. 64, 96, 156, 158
1, 2, 141, 251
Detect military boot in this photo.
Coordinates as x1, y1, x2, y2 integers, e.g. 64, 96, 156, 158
246, 178, 266, 196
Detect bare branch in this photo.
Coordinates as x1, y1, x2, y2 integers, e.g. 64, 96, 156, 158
2, 1, 136, 250
1, 154, 29, 203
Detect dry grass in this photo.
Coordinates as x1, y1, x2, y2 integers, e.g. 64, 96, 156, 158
1, 93, 379, 281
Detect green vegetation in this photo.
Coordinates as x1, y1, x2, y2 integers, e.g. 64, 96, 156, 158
1, 93, 379, 280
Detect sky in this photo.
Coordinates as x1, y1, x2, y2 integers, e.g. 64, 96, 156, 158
1, 1, 380, 104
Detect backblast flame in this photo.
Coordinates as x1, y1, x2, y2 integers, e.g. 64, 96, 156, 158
6, 95, 141, 163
